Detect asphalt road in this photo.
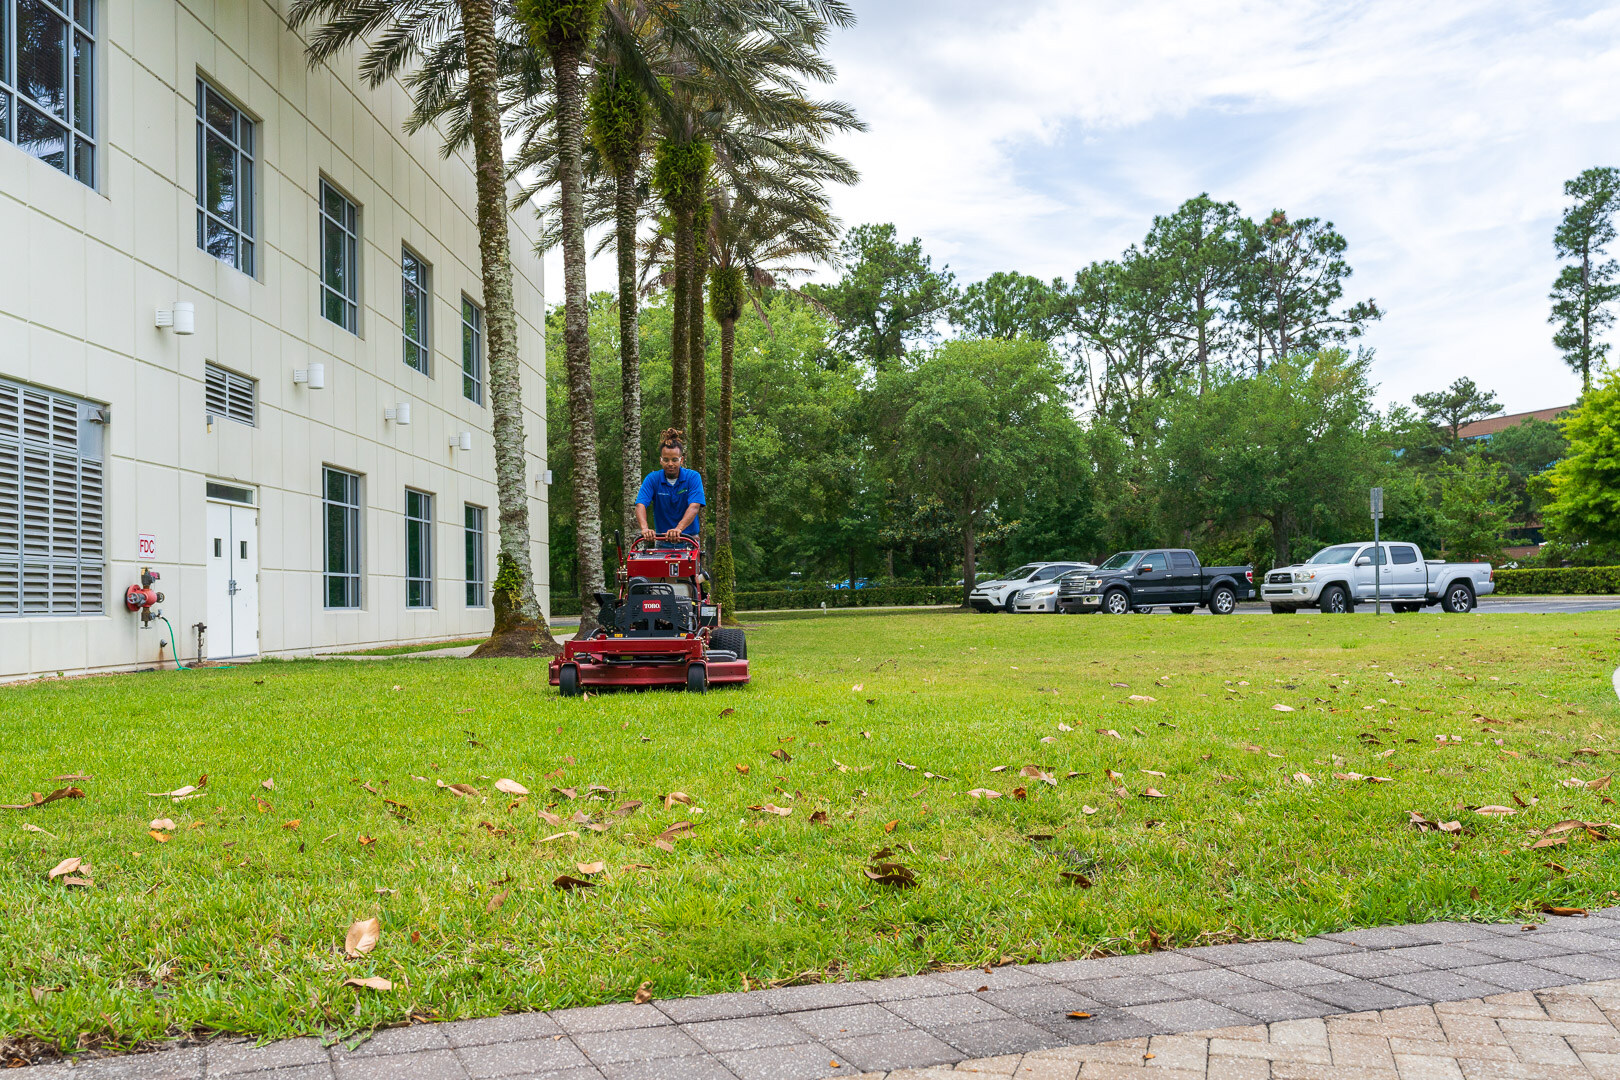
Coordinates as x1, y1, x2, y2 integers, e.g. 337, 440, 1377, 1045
1183, 595, 1620, 616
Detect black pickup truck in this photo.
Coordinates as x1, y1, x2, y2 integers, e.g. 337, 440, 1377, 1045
1057, 549, 1254, 615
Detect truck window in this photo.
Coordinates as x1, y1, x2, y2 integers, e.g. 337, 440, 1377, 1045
1365, 547, 1386, 565
1306, 544, 1361, 564
1170, 551, 1196, 572
1098, 552, 1136, 570
1392, 546, 1418, 565
1139, 552, 1167, 573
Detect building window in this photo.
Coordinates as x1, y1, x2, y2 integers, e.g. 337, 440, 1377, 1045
1, 0, 95, 186
405, 489, 433, 609
0, 376, 105, 616
196, 79, 254, 275
319, 180, 359, 333
323, 466, 361, 609
204, 363, 256, 427
464, 504, 485, 608
461, 297, 483, 405
402, 247, 429, 375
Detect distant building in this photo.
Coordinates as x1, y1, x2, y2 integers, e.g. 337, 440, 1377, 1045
1457, 406, 1571, 441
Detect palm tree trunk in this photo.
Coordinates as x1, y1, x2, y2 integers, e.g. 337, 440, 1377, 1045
615, 166, 642, 538
687, 237, 707, 479
553, 40, 605, 635
459, 0, 558, 657
670, 213, 690, 431
713, 313, 736, 624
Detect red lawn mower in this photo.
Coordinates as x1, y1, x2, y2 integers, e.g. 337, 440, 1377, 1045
549, 533, 749, 696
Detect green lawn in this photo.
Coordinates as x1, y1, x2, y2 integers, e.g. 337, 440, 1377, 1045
2, 609, 1618, 1053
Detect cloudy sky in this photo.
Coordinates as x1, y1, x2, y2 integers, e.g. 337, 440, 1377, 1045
551, 0, 1620, 412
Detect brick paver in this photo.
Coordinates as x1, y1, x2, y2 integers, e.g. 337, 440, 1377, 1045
24, 910, 1620, 1079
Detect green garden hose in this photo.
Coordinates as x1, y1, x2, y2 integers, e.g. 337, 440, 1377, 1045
158, 616, 190, 671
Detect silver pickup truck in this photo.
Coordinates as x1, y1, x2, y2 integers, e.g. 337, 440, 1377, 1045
1260, 541, 1494, 614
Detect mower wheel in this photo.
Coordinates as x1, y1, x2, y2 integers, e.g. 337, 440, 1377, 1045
711, 627, 748, 660
686, 664, 708, 693
558, 664, 582, 697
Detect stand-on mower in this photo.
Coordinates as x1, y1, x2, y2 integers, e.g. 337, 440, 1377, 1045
549, 533, 749, 696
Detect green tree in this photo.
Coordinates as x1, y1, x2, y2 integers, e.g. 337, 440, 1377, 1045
1159, 349, 1379, 565
1542, 370, 1620, 546
1067, 252, 1176, 444
1482, 415, 1567, 521
804, 224, 958, 367
1411, 376, 1501, 444
949, 272, 1068, 341
1434, 452, 1514, 561
1232, 211, 1381, 371
287, 0, 562, 655
1550, 167, 1620, 393
1143, 194, 1244, 393
880, 338, 1078, 604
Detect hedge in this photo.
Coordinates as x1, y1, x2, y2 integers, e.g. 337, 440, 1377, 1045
1491, 566, 1620, 595
548, 583, 962, 618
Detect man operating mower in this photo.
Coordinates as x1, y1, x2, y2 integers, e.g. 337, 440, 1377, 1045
635, 427, 705, 545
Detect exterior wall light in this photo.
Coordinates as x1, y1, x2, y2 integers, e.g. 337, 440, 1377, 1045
450, 431, 473, 452
155, 301, 196, 335
384, 402, 412, 425
293, 363, 326, 389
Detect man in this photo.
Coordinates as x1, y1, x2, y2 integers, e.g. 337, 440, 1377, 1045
635, 428, 705, 544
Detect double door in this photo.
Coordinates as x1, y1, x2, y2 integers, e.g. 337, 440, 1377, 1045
206, 502, 259, 658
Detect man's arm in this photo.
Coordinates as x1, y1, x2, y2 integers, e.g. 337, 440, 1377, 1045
667, 502, 700, 538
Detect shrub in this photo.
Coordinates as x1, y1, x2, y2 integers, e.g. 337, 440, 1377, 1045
1492, 566, 1620, 595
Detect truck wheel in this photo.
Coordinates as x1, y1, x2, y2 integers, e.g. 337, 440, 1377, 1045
1319, 585, 1351, 614
1210, 586, 1237, 615
711, 627, 747, 659
1171, 606, 1195, 615
558, 665, 582, 697
686, 664, 708, 693
1441, 582, 1475, 613
1103, 590, 1131, 615
1269, 604, 1296, 615
1392, 603, 1419, 613
1136, 607, 1154, 615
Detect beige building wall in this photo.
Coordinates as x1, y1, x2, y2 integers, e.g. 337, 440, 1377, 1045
0, 0, 550, 679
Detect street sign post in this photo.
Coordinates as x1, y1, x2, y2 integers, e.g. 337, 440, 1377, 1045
1370, 487, 1384, 615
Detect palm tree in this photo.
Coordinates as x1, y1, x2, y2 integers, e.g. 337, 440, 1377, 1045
702, 168, 848, 618
287, 0, 562, 656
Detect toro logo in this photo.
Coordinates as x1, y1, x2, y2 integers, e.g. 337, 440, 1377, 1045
641, 600, 662, 612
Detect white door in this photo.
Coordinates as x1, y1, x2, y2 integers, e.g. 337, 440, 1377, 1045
206, 502, 259, 658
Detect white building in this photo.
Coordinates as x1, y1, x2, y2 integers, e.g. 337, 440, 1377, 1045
0, 0, 551, 680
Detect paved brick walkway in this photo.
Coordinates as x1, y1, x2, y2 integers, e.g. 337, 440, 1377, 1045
22, 911, 1620, 1078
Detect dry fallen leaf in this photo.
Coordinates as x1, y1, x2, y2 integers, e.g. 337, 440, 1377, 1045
735, 764, 751, 775
437, 781, 480, 798
1140, 788, 1167, 799
1, 787, 86, 810
863, 862, 916, 887
149, 818, 176, 831
537, 810, 564, 827
342, 976, 392, 991
1543, 905, 1587, 917
21, 823, 52, 836
1082, 805, 1098, 815
1271, 704, 1295, 712
47, 857, 81, 879
147, 830, 169, 843
1067, 1011, 1093, 1019
1059, 870, 1092, 887
770, 749, 792, 763
664, 792, 693, 809
652, 838, 674, 853
809, 810, 829, 825
967, 789, 1002, 799
1127, 695, 1157, 703
1293, 772, 1313, 785
1095, 728, 1122, 739
486, 889, 510, 913
345, 917, 381, 958
553, 875, 596, 891
261, 779, 274, 791
634, 980, 655, 1004
1475, 806, 1519, 816
540, 831, 580, 843
494, 779, 529, 796
577, 861, 606, 875
749, 803, 792, 816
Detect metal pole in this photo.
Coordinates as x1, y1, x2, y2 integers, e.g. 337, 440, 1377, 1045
1373, 507, 1382, 616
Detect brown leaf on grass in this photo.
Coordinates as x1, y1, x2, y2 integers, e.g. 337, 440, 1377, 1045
47, 857, 81, 879
1, 787, 86, 810
21, 822, 52, 836
358, 834, 377, 846
1059, 870, 1092, 887
1140, 788, 1167, 799
658, 821, 695, 840
1096, 729, 1122, 739
634, 980, 655, 1004
664, 792, 693, 809
864, 863, 916, 887
1082, 805, 1098, 815
494, 779, 529, 796
883, 819, 899, 833
609, 801, 643, 818
1141, 769, 1166, 777
1475, 806, 1519, 815
551, 787, 578, 800
537, 810, 564, 827
809, 810, 829, 825
60, 875, 92, 887
1020, 766, 1058, 786
342, 977, 392, 991
749, 804, 792, 817
553, 875, 596, 891
735, 764, 751, 775
1127, 695, 1156, 703
1593, 776, 1614, 791
148, 830, 169, 843
966, 789, 1002, 799
770, 749, 792, 763
29, 985, 62, 1003
1271, 704, 1295, 712
1439, 821, 1463, 834
576, 861, 606, 875
1110, 682, 1128, 688
1294, 772, 1314, 785
149, 818, 176, 831
437, 781, 480, 798
146, 775, 207, 799
1113, 786, 1131, 799
486, 888, 510, 913
344, 917, 381, 958
1531, 836, 1569, 849
1542, 905, 1587, 916
652, 838, 674, 853
52, 773, 92, 782
719, 707, 735, 718
1011, 787, 1028, 800
540, 831, 579, 843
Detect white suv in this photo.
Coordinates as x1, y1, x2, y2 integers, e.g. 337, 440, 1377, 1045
969, 562, 1090, 613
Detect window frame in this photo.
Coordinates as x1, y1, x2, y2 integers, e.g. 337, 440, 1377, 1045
195, 76, 256, 276
1, 0, 96, 186
322, 466, 361, 610
405, 488, 434, 609
464, 503, 486, 608
319, 178, 360, 334
461, 296, 484, 405
401, 245, 430, 376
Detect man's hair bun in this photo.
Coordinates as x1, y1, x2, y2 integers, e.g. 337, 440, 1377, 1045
659, 427, 685, 452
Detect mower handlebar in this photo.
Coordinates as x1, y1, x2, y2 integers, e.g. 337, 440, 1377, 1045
629, 533, 701, 554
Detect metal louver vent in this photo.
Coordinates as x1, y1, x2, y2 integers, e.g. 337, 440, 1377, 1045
0, 377, 106, 617
205, 363, 256, 427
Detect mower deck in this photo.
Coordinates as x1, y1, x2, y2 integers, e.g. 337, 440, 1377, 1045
548, 637, 750, 690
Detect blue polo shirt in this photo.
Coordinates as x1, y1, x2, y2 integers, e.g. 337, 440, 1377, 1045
635, 468, 705, 536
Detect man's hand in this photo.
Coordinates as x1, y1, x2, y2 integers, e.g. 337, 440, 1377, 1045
640, 528, 657, 541
664, 528, 684, 540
